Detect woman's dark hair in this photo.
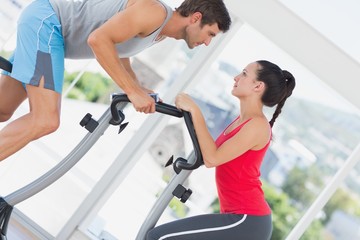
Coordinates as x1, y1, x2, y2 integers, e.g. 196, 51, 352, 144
256, 60, 296, 127
175, 0, 231, 32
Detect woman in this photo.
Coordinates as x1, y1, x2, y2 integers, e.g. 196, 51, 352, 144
146, 60, 296, 240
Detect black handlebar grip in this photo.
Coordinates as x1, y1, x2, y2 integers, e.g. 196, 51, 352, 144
0, 56, 12, 73
110, 94, 183, 124
110, 94, 130, 125
155, 102, 183, 118
174, 111, 203, 170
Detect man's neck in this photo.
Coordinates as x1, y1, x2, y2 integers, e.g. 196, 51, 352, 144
160, 11, 188, 40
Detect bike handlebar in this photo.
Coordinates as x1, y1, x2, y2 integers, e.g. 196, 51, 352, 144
110, 94, 183, 124
177, 111, 204, 170
111, 93, 203, 171
0, 56, 12, 73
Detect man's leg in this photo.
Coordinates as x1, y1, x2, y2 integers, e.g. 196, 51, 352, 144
0, 74, 27, 122
0, 77, 61, 161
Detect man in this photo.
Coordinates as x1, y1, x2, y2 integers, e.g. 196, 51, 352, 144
0, 0, 231, 161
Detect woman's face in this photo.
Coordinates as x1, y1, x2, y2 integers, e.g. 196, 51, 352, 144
231, 62, 261, 97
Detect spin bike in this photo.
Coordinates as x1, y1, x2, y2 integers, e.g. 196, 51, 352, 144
0, 56, 203, 240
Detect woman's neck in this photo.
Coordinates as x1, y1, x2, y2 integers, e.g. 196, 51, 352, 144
239, 98, 264, 122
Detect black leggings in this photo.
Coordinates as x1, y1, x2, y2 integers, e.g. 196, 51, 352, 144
146, 213, 272, 240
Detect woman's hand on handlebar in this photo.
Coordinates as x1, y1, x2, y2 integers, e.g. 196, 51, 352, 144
175, 93, 197, 113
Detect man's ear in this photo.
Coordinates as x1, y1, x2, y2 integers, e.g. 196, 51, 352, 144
191, 12, 202, 23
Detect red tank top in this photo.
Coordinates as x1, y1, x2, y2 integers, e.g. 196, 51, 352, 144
215, 118, 271, 215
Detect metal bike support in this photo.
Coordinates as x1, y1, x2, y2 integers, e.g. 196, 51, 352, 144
136, 110, 204, 240
4, 104, 127, 206
136, 151, 197, 240
0, 96, 129, 240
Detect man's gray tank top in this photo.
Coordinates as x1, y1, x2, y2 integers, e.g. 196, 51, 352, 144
49, 0, 173, 59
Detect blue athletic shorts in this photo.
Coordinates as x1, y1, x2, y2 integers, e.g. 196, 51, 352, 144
2, 0, 64, 94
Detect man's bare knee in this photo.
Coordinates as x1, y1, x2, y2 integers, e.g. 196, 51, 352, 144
26, 82, 62, 139
31, 115, 60, 140
30, 113, 60, 140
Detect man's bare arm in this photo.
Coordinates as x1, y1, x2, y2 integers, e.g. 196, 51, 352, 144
87, 1, 165, 112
